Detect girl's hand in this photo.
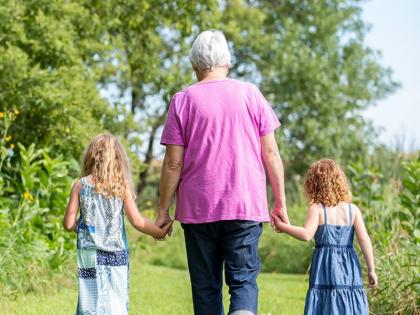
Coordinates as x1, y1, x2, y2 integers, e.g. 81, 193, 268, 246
368, 270, 378, 288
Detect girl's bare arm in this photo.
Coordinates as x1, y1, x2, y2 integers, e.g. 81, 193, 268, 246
124, 197, 173, 239
354, 207, 375, 272
354, 206, 378, 287
63, 180, 82, 231
272, 204, 319, 241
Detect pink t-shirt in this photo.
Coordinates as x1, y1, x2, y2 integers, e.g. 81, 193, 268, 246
161, 78, 280, 224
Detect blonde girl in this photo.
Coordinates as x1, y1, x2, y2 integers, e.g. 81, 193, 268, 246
273, 159, 377, 315
63, 134, 172, 315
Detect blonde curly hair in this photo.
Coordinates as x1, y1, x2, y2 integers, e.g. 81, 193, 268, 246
304, 159, 351, 207
82, 134, 134, 199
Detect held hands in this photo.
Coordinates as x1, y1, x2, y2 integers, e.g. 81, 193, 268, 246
270, 205, 290, 233
368, 270, 378, 288
271, 213, 289, 233
154, 210, 173, 240
154, 219, 174, 240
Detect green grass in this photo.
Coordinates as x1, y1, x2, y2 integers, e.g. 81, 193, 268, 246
1, 263, 307, 315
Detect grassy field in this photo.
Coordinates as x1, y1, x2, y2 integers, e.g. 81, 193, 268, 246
1, 263, 307, 315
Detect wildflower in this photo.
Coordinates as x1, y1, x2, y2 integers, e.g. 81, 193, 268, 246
14, 109, 19, 115
0, 112, 3, 118
23, 192, 34, 201
10, 144, 14, 149
5, 135, 11, 142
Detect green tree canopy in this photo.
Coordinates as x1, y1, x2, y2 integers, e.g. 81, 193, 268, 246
0, 0, 398, 192
221, 0, 399, 174
0, 0, 118, 158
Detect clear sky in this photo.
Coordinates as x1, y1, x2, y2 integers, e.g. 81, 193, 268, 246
362, 0, 420, 151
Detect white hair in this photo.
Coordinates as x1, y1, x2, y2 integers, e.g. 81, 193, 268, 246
190, 30, 231, 71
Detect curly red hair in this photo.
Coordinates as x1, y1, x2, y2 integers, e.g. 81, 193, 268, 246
304, 159, 352, 207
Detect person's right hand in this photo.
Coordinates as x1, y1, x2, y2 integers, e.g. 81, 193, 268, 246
154, 220, 174, 239
155, 210, 173, 240
368, 270, 378, 288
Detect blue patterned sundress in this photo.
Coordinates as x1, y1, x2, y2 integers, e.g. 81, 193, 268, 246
76, 177, 129, 315
304, 204, 369, 315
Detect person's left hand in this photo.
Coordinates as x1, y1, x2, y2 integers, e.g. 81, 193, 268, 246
270, 205, 290, 232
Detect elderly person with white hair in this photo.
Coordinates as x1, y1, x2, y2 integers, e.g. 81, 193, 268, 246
156, 30, 289, 315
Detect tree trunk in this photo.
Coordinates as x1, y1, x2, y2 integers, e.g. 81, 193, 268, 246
136, 123, 159, 195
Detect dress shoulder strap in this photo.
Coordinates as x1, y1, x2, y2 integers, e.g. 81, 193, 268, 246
322, 204, 328, 224
348, 203, 353, 226
80, 176, 94, 187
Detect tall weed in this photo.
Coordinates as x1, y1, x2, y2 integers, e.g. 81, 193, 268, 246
349, 154, 419, 314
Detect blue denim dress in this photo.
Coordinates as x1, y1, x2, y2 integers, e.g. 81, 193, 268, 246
304, 204, 369, 315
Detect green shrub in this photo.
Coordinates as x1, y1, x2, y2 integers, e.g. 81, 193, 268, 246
0, 111, 75, 295
398, 156, 420, 241
368, 155, 419, 315
349, 154, 419, 314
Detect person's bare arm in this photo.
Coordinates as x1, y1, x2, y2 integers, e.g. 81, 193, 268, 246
261, 132, 288, 223
156, 144, 185, 234
272, 204, 319, 241
124, 196, 173, 239
63, 180, 82, 232
354, 206, 378, 288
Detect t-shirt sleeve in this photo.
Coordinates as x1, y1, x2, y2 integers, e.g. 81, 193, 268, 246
160, 95, 185, 146
255, 87, 281, 137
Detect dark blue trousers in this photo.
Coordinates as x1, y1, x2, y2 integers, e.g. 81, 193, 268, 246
182, 220, 263, 315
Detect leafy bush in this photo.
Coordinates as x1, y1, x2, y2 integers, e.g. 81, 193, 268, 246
368, 156, 419, 315
0, 111, 75, 295
398, 156, 420, 240
349, 154, 419, 315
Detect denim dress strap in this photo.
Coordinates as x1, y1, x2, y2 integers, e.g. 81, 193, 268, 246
322, 205, 328, 224
348, 203, 353, 226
